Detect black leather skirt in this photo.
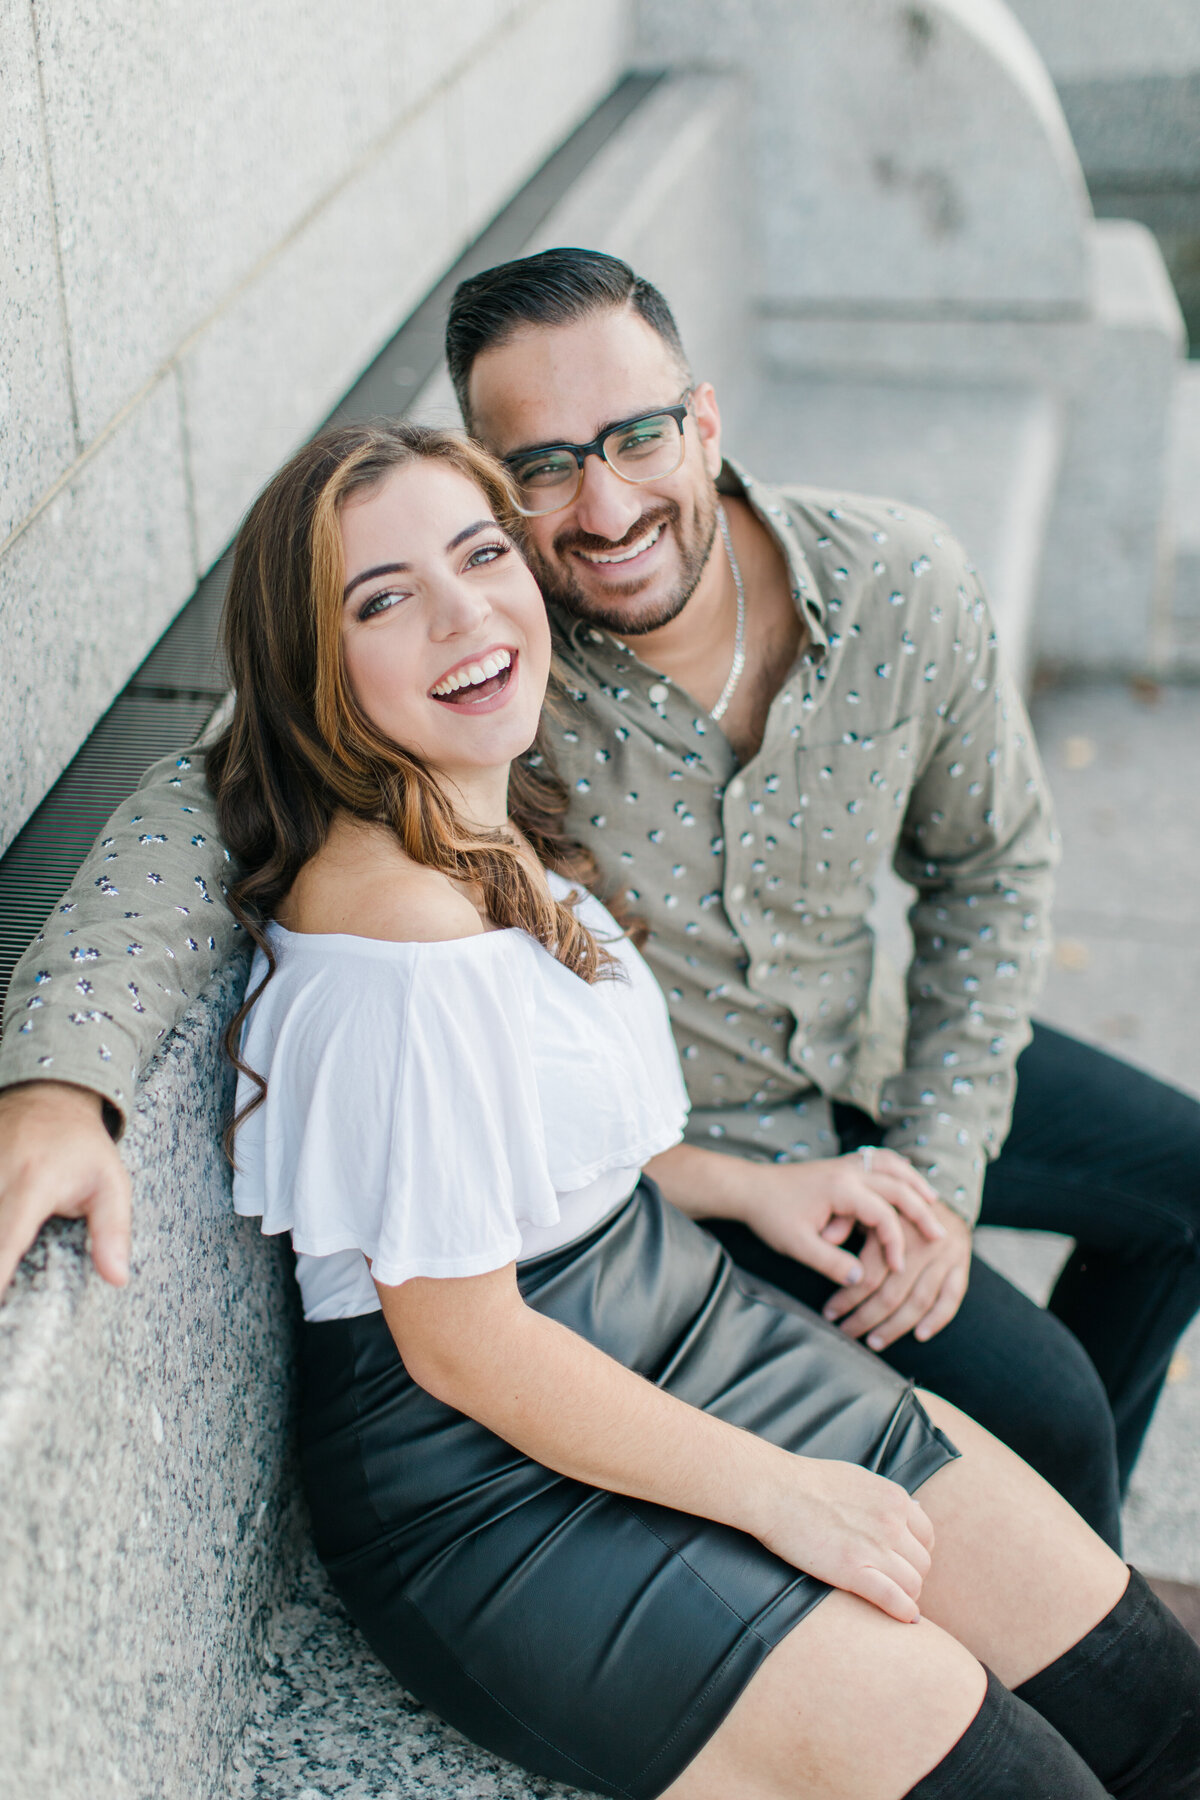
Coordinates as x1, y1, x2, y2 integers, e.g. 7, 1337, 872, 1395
299, 1179, 958, 1800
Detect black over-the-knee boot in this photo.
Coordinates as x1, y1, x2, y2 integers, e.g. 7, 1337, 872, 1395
1016, 1567, 1200, 1796
903, 1671, 1106, 1798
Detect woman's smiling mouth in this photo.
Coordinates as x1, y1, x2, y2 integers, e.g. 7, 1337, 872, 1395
430, 647, 516, 707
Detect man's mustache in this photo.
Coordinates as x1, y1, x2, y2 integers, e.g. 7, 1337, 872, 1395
552, 502, 679, 561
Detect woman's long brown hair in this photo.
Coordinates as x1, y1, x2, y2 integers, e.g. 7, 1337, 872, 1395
206, 418, 623, 1156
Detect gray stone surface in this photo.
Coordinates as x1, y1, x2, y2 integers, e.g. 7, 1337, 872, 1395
0, 0, 78, 543
761, 220, 1186, 672
0, 958, 306, 1800
634, 0, 1091, 312
33, 0, 623, 449
1004, 0, 1200, 81
0, 373, 196, 856
228, 1554, 595, 1800
1169, 364, 1200, 640
736, 372, 1062, 686
182, 0, 629, 571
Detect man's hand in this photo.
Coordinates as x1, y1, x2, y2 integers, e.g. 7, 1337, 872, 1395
0, 1083, 131, 1298
822, 1197, 971, 1351
731, 1149, 946, 1289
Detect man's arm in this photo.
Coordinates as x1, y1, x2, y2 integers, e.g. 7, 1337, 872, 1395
0, 744, 240, 1127
821, 534, 1056, 1350
0, 739, 240, 1298
880, 545, 1058, 1224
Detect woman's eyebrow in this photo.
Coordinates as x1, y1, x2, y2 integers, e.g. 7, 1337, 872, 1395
446, 519, 495, 552
342, 522, 495, 601
343, 562, 409, 601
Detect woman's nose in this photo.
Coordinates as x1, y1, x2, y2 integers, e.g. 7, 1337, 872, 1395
429, 575, 492, 639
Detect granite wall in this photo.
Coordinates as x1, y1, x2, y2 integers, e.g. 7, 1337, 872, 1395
0, 0, 633, 856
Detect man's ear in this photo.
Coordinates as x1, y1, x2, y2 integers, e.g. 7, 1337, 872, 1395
691, 382, 722, 478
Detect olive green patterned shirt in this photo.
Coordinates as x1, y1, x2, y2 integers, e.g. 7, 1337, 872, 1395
0, 459, 1057, 1223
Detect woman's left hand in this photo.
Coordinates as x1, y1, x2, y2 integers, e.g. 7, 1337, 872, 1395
730, 1151, 946, 1288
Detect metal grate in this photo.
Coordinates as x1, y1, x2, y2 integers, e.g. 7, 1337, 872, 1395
0, 72, 662, 1020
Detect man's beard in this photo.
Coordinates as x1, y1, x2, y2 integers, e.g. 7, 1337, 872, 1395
522, 484, 720, 637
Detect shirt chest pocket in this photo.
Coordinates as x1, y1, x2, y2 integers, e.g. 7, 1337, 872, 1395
795, 718, 917, 893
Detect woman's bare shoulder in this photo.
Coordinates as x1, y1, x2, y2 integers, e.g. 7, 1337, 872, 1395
276, 818, 486, 944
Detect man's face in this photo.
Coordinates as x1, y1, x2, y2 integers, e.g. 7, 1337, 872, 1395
467, 308, 724, 636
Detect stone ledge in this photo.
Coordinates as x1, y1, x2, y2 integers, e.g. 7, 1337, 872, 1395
229, 1552, 596, 1800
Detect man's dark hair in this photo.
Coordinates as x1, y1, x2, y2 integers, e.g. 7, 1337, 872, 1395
446, 246, 691, 422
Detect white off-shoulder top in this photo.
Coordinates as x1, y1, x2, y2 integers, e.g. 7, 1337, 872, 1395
231, 871, 689, 1321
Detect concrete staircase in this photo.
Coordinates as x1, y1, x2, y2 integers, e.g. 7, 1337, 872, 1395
1, 12, 1194, 1796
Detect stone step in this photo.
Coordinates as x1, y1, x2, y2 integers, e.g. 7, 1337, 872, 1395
735, 374, 1063, 694
1165, 362, 1200, 669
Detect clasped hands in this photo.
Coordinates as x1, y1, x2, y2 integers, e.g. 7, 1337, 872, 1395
737, 1149, 972, 1351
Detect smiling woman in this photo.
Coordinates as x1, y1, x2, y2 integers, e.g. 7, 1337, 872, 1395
191, 418, 1200, 1800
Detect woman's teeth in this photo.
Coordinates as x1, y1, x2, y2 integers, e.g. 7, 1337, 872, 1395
430, 648, 512, 698
578, 522, 663, 565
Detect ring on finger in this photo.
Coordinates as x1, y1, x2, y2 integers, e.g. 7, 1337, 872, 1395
859, 1145, 875, 1174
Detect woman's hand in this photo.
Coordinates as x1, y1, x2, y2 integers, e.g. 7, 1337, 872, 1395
646, 1143, 945, 1288
0, 1082, 131, 1298
758, 1455, 936, 1625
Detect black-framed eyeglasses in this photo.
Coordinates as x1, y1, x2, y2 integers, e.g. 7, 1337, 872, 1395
501, 390, 694, 517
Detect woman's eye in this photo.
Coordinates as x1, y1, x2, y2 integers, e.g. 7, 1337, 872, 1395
359, 588, 406, 620
466, 540, 509, 569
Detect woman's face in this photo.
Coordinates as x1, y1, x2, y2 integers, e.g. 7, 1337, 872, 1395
338, 459, 551, 791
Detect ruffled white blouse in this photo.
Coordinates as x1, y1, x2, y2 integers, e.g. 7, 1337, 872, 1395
232, 872, 689, 1321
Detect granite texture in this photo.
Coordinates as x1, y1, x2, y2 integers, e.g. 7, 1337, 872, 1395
634, 0, 1091, 312
0, 372, 196, 855
228, 1554, 598, 1800
182, 0, 629, 572
0, 956, 307, 1800
32, 0, 624, 448
0, 0, 78, 544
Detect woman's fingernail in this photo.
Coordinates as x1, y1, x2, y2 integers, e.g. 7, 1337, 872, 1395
845, 1262, 864, 1285
867, 1333, 885, 1351
914, 1326, 929, 1341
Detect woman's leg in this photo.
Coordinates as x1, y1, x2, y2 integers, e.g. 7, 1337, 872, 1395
660, 1589, 1105, 1800
910, 1392, 1126, 1685
664, 1390, 1195, 1800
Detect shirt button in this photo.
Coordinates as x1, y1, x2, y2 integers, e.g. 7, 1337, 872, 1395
648, 683, 669, 705
727, 777, 745, 801
729, 883, 746, 903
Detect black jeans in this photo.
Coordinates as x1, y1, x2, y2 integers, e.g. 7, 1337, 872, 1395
709, 1023, 1200, 1552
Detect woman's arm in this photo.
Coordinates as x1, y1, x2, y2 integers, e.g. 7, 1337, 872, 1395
377, 1263, 934, 1626
645, 1141, 945, 1288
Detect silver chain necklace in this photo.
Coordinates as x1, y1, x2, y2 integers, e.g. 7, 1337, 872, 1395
708, 503, 747, 724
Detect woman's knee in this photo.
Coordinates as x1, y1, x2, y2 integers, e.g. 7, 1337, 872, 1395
911, 1393, 1127, 1689
661, 1592, 987, 1800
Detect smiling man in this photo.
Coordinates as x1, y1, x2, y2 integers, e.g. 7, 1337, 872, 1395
2, 248, 1200, 1554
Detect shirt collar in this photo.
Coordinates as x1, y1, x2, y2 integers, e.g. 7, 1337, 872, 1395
716, 456, 829, 656
550, 456, 830, 666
